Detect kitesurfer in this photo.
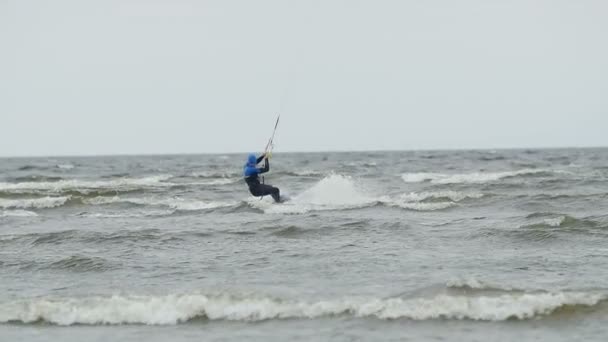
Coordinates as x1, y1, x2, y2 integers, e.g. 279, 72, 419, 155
243, 153, 281, 202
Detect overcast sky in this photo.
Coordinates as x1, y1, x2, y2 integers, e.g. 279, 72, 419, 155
1, 0, 607, 156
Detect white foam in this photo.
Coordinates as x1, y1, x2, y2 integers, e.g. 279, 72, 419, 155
397, 191, 483, 203
0, 291, 602, 325
0, 175, 174, 194
543, 216, 566, 227
56, 164, 75, 170
0, 196, 70, 209
0, 210, 39, 217
381, 191, 483, 211
251, 174, 378, 214
387, 201, 455, 211
188, 179, 240, 186
249, 175, 472, 214
289, 170, 324, 177
190, 171, 238, 179
345, 161, 378, 167
77, 210, 174, 218
446, 277, 515, 291
401, 169, 547, 184
85, 196, 237, 211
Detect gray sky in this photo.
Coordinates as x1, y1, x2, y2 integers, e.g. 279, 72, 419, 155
1, 0, 607, 156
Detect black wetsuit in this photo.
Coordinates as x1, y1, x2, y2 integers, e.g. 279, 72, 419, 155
244, 156, 281, 202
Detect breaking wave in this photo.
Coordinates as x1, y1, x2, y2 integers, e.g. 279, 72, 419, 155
189, 171, 240, 181
521, 213, 603, 230
188, 178, 240, 186
84, 196, 237, 211
0, 175, 174, 195
0, 196, 71, 209
344, 161, 378, 167
16, 164, 75, 171
279, 170, 325, 177
401, 169, 550, 184
0, 210, 38, 217
386, 191, 483, 211
75, 210, 175, 218
57, 164, 75, 170
1, 290, 604, 325
190, 171, 238, 178
397, 191, 484, 203
445, 277, 516, 292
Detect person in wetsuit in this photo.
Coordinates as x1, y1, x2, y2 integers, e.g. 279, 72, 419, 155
243, 153, 281, 202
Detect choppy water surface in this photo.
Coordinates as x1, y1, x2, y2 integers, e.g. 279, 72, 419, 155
1, 149, 608, 341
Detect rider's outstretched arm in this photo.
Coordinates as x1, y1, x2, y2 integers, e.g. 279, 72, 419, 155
259, 158, 270, 173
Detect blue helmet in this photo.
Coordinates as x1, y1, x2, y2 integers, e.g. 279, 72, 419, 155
244, 153, 259, 177
247, 153, 257, 166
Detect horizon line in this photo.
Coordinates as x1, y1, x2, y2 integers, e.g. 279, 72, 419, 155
1, 145, 607, 159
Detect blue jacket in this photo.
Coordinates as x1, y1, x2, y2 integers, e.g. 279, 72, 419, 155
243, 154, 268, 178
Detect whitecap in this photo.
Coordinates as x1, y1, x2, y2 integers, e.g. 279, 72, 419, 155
187, 179, 240, 186
543, 216, 567, 227
401, 169, 548, 184
396, 191, 483, 203
0, 291, 603, 325
85, 196, 237, 211
0, 196, 71, 209
190, 171, 239, 179
76, 210, 175, 218
386, 201, 455, 211
56, 164, 75, 170
0, 210, 39, 217
0, 175, 174, 194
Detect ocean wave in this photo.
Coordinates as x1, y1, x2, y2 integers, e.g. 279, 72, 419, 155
84, 196, 237, 211
344, 161, 378, 167
269, 226, 309, 238
46, 255, 117, 272
0, 210, 39, 217
249, 175, 481, 214
386, 191, 484, 211
529, 192, 608, 201
1, 229, 199, 247
10, 176, 64, 183
4, 255, 117, 272
28, 230, 78, 245
187, 179, 240, 186
401, 169, 550, 184
396, 191, 483, 203
56, 164, 75, 170
446, 277, 515, 292
0, 196, 71, 209
17, 165, 47, 171
190, 171, 239, 179
279, 170, 325, 177
76, 210, 176, 218
14, 164, 75, 171
1, 291, 604, 325
522, 213, 602, 230
387, 201, 455, 211
0, 175, 174, 195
